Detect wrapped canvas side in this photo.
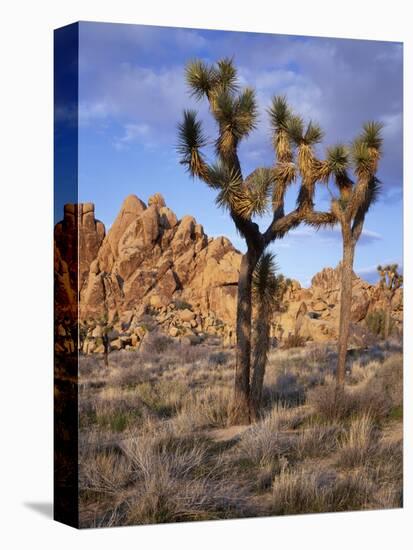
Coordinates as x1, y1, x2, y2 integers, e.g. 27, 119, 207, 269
54, 22, 80, 529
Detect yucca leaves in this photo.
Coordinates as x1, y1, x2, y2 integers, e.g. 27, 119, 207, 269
351, 139, 372, 179
321, 145, 353, 198
177, 109, 209, 179
244, 168, 275, 217
185, 60, 215, 101
351, 176, 382, 237
179, 58, 385, 256
377, 263, 403, 292
352, 121, 383, 178
304, 210, 337, 229
268, 96, 294, 162
268, 95, 291, 132
213, 88, 258, 141
361, 121, 384, 151
287, 115, 305, 144
212, 162, 245, 212
297, 143, 315, 179
252, 252, 281, 309
235, 87, 258, 136
216, 57, 238, 95
327, 144, 350, 175
304, 121, 324, 145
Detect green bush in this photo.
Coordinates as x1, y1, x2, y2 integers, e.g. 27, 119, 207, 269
365, 309, 394, 339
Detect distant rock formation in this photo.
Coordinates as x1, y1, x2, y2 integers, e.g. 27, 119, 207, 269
54, 194, 403, 353
274, 265, 403, 343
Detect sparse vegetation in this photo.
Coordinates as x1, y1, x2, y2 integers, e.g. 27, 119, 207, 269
78, 340, 402, 526
282, 332, 306, 350
365, 309, 394, 339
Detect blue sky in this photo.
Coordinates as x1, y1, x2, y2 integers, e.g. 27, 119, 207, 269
75, 22, 403, 286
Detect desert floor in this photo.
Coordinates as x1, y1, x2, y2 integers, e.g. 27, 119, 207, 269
78, 336, 403, 528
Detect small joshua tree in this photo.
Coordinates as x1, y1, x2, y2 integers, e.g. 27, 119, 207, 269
377, 263, 403, 339
322, 123, 384, 387
97, 314, 114, 368
178, 58, 336, 423
250, 253, 290, 418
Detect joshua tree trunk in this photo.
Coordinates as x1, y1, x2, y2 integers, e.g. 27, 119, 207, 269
336, 236, 355, 387
230, 250, 259, 424
384, 297, 392, 340
250, 305, 270, 420
103, 334, 109, 368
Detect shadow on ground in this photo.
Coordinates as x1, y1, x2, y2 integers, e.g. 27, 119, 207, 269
24, 502, 53, 519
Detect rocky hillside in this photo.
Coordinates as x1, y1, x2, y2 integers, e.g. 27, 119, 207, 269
275, 266, 403, 343
54, 193, 403, 354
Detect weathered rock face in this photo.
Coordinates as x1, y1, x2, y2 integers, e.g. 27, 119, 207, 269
66, 194, 242, 327
275, 265, 403, 343
54, 203, 105, 318
54, 194, 403, 352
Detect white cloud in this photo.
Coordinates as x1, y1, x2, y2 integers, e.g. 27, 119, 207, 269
284, 226, 382, 246
113, 123, 151, 150
78, 26, 402, 192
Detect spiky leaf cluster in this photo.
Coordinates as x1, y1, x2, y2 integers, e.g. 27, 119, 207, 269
377, 263, 403, 292
177, 110, 209, 180
252, 252, 289, 311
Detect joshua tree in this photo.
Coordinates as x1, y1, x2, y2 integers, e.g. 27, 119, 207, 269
96, 315, 112, 368
177, 58, 336, 423
377, 263, 403, 339
250, 253, 290, 418
322, 123, 384, 387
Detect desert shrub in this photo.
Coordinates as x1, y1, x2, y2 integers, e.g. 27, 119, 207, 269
173, 299, 192, 310
327, 471, 374, 512
135, 380, 187, 418
336, 413, 376, 469
79, 434, 252, 527
96, 409, 142, 432
356, 385, 392, 421
139, 314, 157, 331
271, 469, 329, 515
372, 354, 403, 409
208, 351, 229, 366
118, 437, 252, 525
370, 438, 403, 477
271, 468, 373, 515
305, 343, 330, 365
236, 407, 307, 469
293, 423, 341, 460
151, 335, 172, 354
178, 387, 232, 429
178, 342, 208, 364
282, 333, 306, 350
264, 372, 306, 408
347, 360, 379, 385
307, 378, 391, 423
83, 389, 144, 433
349, 322, 381, 348
80, 449, 131, 495
365, 309, 395, 339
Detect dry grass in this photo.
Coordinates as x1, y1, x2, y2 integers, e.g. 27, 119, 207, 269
271, 468, 374, 515
78, 340, 403, 526
336, 413, 376, 468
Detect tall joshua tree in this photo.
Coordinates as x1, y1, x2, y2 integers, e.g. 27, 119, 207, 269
377, 263, 403, 339
321, 123, 384, 387
250, 253, 290, 418
177, 58, 335, 424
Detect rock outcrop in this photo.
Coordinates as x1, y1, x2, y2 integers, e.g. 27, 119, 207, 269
274, 265, 403, 343
76, 194, 241, 328
54, 193, 403, 353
